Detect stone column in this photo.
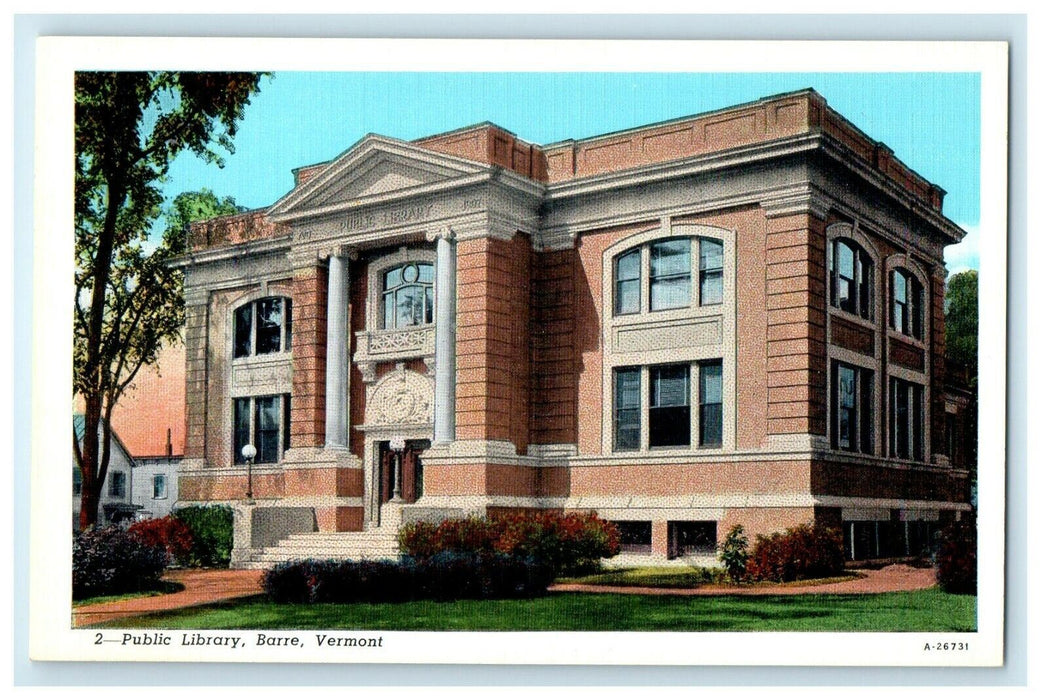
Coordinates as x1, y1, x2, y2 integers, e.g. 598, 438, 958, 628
430, 227, 457, 444
324, 253, 350, 448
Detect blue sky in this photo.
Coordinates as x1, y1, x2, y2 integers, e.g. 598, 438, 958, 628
162, 71, 980, 273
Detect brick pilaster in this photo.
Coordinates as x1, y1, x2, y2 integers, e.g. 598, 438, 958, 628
765, 213, 828, 436
291, 264, 327, 448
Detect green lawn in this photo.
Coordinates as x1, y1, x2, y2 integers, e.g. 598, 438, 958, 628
94, 588, 975, 632
74, 581, 185, 608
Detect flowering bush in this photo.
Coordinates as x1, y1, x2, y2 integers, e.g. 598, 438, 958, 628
128, 516, 194, 566
936, 519, 976, 594
73, 527, 169, 600
262, 553, 553, 604
745, 523, 845, 583
398, 511, 620, 575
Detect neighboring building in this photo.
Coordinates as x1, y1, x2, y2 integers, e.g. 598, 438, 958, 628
72, 414, 138, 529
130, 436, 182, 521
176, 89, 971, 567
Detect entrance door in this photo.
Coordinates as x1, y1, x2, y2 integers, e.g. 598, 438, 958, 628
378, 439, 430, 505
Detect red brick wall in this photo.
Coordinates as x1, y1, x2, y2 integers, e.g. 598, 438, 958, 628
455, 234, 532, 451
184, 303, 208, 459
290, 265, 327, 448
529, 246, 579, 445
765, 213, 827, 437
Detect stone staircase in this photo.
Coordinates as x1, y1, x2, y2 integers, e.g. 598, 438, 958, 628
239, 527, 402, 570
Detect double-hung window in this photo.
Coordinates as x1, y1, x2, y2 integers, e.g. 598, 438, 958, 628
234, 297, 292, 358
889, 378, 924, 461
613, 361, 723, 451
830, 239, 873, 320
831, 361, 874, 453
382, 262, 434, 329
891, 269, 924, 340
108, 471, 126, 499
649, 365, 690, 447
152, 474, 168, 499
234, 394, 292, 465
613, 368, 642, 450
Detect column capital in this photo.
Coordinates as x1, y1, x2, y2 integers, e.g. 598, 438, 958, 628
425, 226, 456, 244
322, 244, 358, 260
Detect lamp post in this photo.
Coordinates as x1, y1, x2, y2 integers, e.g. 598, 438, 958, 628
389, 436, 406, 503
241, 443, 257, 504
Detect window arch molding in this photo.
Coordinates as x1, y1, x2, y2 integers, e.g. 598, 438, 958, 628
826, 222, 879, 326
885, 253, 931, 345
365, 247, 437, 332
602, 222, 734, 324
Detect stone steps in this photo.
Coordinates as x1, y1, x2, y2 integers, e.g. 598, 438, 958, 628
240, 529, 403, 570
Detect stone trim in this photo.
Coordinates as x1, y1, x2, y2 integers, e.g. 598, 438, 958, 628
600, 223, 738, 454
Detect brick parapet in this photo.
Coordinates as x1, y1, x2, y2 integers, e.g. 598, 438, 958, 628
187, 210, 289, 252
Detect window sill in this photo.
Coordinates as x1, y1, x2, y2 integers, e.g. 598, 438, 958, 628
828, 308, 877, 331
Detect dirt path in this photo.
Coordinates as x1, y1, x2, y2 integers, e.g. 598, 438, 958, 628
73, 569, 264, 628
549, 564, 937, 596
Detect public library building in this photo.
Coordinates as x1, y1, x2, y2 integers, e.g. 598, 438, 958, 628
176, 89, 972, 567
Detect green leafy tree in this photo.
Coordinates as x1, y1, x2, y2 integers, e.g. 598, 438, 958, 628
944, 270, 978, 503
74, 72, 264, 529
945, 270, 978, 374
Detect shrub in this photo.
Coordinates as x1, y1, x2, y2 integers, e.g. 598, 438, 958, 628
128, 516, 194, 566
745, 523, 845, 583
936, 519, 976, 594
73, 527, 169, 600
397, 511, 620, 576
262, 554, 554, 604
718, 524, 750, 583
173, 505, 234, 567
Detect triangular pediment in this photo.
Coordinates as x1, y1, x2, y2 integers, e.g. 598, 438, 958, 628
268, 135, 490, 221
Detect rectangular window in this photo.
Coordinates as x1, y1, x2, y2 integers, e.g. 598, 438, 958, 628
614, 250, 641, 315
649, 239, 691, 311
699, 362, 723, 446
699, 239, 723, 305
615, 521, 653, 554
832, 362, 874, 453
669, 521, 717, 558
613, 368, 641, 451
233, 397, 251, 464
73, 468, 82, 496
890, 378, 924, 460
650, 364, 690, 448
152, 474, 167, 499
234, 394, 291, 465
255, 396, 281, 464
108, 471, 126, 499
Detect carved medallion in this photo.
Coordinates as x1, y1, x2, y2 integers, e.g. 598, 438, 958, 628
365, 365, 433, 426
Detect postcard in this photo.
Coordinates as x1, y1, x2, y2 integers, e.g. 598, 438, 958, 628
29, 35, 1007, 668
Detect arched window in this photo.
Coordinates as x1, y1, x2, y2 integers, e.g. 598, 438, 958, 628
382, 262, 434, 329
612, 237, 723, 316
233, 297, 292, 359
890, 268, 924, 340
830, 239, 873, 320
